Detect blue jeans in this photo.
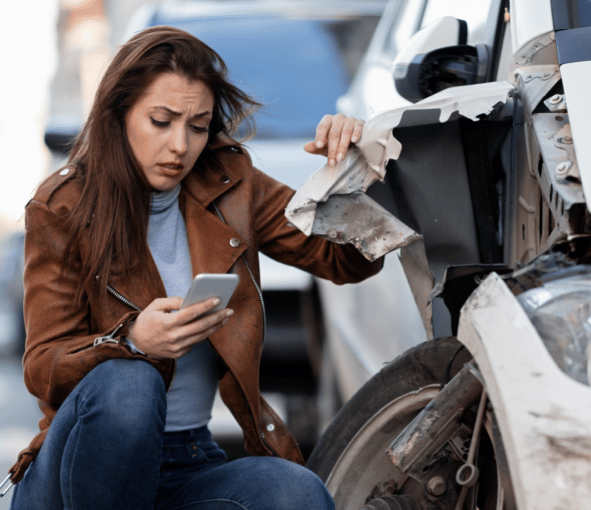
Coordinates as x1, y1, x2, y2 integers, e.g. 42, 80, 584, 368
10, 359, 334, 510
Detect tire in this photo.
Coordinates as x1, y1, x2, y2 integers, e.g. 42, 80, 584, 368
307, 337, 509, 510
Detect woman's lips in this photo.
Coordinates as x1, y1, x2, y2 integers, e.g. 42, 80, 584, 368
157, 163, 184, 176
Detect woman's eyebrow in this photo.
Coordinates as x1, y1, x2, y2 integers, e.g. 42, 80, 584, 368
153, 106, 211, 119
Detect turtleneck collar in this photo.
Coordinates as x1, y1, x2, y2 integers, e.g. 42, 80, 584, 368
150, 184, 181, 215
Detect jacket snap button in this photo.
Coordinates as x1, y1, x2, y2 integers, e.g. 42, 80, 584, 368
267, 424, 275, 432
60, 168, 70, 176
221, 175, 230, 183
230, 238, 240, 247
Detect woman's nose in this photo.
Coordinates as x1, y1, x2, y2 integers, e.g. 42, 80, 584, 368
169, 127, 188, 155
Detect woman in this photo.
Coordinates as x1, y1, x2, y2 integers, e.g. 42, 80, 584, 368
8, 26, 382, 509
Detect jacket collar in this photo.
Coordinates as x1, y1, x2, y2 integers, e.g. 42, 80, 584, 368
181, 137, 244, 208
177, 137, 248, 277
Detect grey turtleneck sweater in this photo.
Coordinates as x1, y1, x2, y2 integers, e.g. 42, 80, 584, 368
147, 184, 220, 432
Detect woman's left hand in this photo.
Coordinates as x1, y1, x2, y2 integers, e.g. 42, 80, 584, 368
303, 114, 365, 168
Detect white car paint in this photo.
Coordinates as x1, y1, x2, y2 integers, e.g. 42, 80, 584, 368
296, 79, 515, 400
313, 0, 563, 403
459, 273, 591, 510
559, 61, 591, 206
391, 16, 466, 82
318, 253, 428, 401
510, 0, 554, 53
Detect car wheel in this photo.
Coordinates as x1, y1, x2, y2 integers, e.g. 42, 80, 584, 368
307, 337, 514, 510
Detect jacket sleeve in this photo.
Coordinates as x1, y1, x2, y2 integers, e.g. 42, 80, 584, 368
22, 200, 138, 405
250, 166, 384, 284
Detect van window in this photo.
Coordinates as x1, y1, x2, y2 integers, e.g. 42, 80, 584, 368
151, 14, 379, 139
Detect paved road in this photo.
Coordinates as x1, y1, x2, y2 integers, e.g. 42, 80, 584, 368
0, 354, 41, 510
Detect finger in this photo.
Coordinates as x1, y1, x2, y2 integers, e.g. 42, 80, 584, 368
146, 296, 184, 313
169, 345, 193, 359
174, 297, 221, 325
173, 311, 232, 353
303, 140, 325, 155
351, 119, 365, 144
309, 115, 364, 165
314, 114, 333, 151
325, 114, 346, 167
176, 307, 233, 338
334, 117, 358, 164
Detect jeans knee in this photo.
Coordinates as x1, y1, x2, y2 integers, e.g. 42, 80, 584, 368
279, 462, 334, 510
78, 359, 166, 432
233, 458, 335, 510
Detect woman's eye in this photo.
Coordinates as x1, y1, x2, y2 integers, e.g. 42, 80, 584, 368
190, 125, 209, 134
150, 117, 169, 128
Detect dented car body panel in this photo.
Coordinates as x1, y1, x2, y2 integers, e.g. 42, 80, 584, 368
459, 273, 591, 509
286, 80, 516, 337
286, 80, 514, 261
294, 0, 591, 505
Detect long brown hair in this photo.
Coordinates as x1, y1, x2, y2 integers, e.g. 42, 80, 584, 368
64, 26, 261, 301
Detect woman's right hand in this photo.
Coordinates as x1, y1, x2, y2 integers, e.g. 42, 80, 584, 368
126, 296, 233, 359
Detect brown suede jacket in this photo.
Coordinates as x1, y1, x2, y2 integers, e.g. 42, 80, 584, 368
9, 139, 383, 483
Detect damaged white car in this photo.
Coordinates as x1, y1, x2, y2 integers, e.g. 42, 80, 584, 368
285, 0, 591, 508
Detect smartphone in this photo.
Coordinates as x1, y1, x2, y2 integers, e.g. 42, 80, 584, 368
180, 273, 240, 315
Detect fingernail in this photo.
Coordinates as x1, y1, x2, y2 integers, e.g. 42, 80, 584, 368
226, 309, 234, 317
337, 153, 344, 162
329, 159, 336, 167
212, 298, 221, 306
315, 140, 324, 148
351, 135, 358, 143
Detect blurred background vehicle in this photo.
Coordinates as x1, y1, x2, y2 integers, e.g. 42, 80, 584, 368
0, 232, 25, 357
315, 0, 502, 431
29, 0, 387, 457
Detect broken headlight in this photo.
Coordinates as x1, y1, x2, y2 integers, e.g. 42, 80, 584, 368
517, 274, 591, 386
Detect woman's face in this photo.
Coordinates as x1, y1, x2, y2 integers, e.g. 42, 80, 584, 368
125, 72, 214, 191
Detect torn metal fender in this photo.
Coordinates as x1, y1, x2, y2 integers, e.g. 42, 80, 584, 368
361, 80, 515, 135
284, 145, 392, 237
284, 80, 515, 338
285, 80, 515, 257
310, 193, 421, 260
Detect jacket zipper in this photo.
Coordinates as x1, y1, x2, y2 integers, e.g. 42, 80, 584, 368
107, 285, 142, 312
93, 323, 124, 346
212, 200, 267, 340
259, 431, 280, 457
104, 284, 176, 394
211, 201, 277, 455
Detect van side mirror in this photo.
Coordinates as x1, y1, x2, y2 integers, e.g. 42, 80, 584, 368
392, 17, 489, 103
